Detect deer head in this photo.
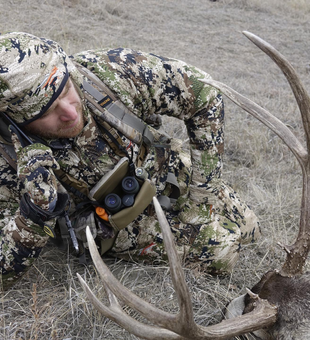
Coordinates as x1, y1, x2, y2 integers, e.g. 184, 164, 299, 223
77, 32, 310, 339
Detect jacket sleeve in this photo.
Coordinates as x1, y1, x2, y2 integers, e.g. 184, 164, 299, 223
0, 155, 49, 291
74, 48, 224, 203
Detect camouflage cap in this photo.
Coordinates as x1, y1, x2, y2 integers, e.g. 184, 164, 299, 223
0, 32, 83, 125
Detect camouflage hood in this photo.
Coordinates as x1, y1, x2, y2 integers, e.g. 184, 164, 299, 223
0, 32, 83, 126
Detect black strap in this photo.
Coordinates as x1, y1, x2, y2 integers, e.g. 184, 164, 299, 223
0, 144, 17, 171
20, 192, 69, 229
76, 62, 154, 146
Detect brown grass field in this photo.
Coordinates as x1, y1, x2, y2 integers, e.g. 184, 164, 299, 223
1, 0, 310, 339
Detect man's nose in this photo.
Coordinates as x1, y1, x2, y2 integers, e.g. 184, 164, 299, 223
58, 102, 78, 121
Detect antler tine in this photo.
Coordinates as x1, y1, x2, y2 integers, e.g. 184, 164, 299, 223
242, 31, 310, 152
77, 273, 184, 340
152, 196, 200, 334
200, 77, 307, 167
83, 225, 180, 331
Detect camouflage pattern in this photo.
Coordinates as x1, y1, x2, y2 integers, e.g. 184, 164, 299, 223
0, 37, 261, 290
0, 32, 83, 125
12, 134, 60, 211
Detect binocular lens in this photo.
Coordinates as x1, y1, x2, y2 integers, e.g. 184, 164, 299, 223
104, 193, 122, 213
122, 176, 139, 194
104, 176, 141, 214
122, 194, 135, 207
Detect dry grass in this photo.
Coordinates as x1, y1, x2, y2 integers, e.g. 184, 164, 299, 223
1, 0, 310, 339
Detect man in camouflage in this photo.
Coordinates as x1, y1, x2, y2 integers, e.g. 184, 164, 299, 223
0, 32, 260, 290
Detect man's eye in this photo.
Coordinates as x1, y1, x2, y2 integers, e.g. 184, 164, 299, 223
65, 83, 72, 95
40, 109, 53, 119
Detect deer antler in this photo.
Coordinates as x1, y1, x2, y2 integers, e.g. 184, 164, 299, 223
77, 196, 277, 340
201, 31, 310, 277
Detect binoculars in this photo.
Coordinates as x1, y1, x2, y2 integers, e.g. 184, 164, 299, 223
104, 176, 140, 214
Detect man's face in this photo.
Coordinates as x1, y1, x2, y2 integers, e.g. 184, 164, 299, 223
24, 78, 85, 139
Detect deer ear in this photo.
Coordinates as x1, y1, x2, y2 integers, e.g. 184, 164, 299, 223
225, 294, 246, 319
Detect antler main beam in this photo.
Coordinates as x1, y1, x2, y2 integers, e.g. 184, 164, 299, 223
202, 31, 310, 276
243, 31, 310, 152
77, 197, 277, 339
200, 78, 307, 167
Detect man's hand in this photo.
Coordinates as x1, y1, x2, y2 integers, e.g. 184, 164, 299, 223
12, 133, 60, 211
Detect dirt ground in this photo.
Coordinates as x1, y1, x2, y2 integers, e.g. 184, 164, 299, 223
1, 0, 310, 339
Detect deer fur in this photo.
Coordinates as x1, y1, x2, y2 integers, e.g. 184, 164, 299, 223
242, 271, 310, 339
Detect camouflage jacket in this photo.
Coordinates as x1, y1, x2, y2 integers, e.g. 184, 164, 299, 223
0, 48, 224, 290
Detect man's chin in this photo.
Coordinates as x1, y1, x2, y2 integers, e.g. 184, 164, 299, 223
57, 123, 84, 138
38, 120, 84, 139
